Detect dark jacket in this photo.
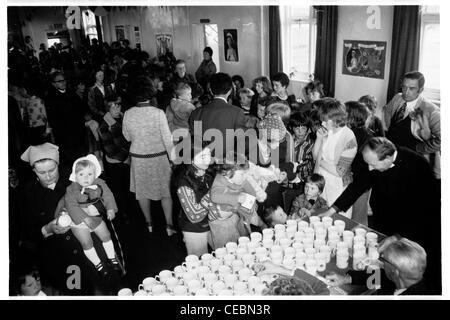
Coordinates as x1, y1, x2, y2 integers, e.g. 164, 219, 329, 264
18, 174, 96, 295
98, 113, 130, 162
45, 87, 87, 164
188, 97, 247, 156
332, 146, 438, 249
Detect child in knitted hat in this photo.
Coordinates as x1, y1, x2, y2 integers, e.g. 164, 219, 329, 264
63, 154, 119, 276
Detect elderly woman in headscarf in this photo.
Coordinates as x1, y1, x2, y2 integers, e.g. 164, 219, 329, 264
17, 143, 97, 295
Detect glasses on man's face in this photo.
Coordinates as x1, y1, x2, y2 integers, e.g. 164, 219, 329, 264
379, 254, 396, 269
53, 79, 66, 83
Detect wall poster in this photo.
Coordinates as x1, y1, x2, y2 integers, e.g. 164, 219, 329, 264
342, 40, 387, 79
224, 29, 238, 62
115, 25, 125, 41
156, 33, 173, 57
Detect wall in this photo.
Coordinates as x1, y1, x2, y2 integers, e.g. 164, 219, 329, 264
188, 6, 266, 88
18, 7, 68, 50
334, 5, 393, 107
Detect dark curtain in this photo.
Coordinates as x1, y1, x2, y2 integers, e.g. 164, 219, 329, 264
386, 6, 421, 102
313, 6, 338, 98
269, 6, 283, 78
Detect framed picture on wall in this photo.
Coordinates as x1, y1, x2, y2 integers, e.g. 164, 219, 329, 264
224, 29, 238, 62
115, 26, 125, 41
156, 33, 173, 57
342, 40, 387, 79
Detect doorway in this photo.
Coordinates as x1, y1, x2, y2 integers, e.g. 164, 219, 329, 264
191, 23, 220, 72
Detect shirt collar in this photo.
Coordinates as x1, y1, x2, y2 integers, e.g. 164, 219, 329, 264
404, 96, 420, 114
390, 150, 399, 169
214, 96, 228, 103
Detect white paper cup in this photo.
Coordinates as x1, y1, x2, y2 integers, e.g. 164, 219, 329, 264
187, 279, 203, 294
297, 220, 309, 231
201, 253, 214, 266
305, 247, 316, 259
262, 228, 274, 239
212, 281, 226, 295
305, 259, 318, 275
174, 265, 186, 279
314, 239, 326, 249
214, 248, 227, 260
292, 241, 304, 251
151, 284, 166, 296
238, 236, 250, 246
232, 259, 244, 273
262, 238, 274, 249
156, 270, 174, 284
173, 284, 188, 296
309, 216, 321, 225
334, 220, 346, 234
354, 227, 367, 238
279, 238, 291, 248
182, 271, 197, 283
314, 252, 327, 272
139, 277, 158, 292
250, 232, 263, 243
209, 258, 222, 272
118, 288, 133, 296
195, 288, 211, 296
286, 219, 297, 229
165, 277, 179, 291
226, 242, 238, 254
242, 253, 255, 268
218, 265, 232, 277
274, 224, 286, 233
322, 216, 333, 229
223, 254, 236, 266
222, 273, 238, 289
238, 267, 254, 282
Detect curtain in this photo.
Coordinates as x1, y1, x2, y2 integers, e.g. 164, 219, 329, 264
386, 6, 421, 102
313, 6, 338, 98
269, 6, 283, 78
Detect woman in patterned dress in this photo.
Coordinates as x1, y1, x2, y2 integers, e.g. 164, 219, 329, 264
122, 75, 176, 235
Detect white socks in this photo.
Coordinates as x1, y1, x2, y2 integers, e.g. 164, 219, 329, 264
84, 247, 101, 266
102, 240, 116, 259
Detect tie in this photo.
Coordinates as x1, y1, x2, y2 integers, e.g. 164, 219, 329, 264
391, 102, 407, 127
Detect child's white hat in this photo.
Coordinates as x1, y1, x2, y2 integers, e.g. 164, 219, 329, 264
69, 154, 102, 182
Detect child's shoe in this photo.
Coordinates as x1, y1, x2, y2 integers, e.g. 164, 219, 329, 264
95, 261, 109, 277
108, 257, 122, 273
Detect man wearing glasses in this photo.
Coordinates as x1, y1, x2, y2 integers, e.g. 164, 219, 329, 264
45, 71, 87, 167
326, 236, 430, 295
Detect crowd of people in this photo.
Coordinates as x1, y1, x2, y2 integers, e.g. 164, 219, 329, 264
8, 36, 441, 296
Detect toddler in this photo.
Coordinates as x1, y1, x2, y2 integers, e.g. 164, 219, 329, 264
290, 173, 328, 219
64, 154, 119, 276
15, 269, 46, 296
166, 82, 196, 140
263, 205, 288, 227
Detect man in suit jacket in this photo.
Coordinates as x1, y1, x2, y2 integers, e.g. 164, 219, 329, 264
320, 137, 440, 293
384, 71, 440, 180
326, 236, 433, 295
189, 72, 247, 159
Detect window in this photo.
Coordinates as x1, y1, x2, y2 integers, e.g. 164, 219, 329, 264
419, 6, 440, 101
280, 6, 317, 81
82, 9, 100, 42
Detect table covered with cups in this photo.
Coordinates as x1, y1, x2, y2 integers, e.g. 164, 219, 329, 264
120, 213, 386, 296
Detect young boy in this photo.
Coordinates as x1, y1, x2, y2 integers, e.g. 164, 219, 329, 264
289, 173, 328, 219
263, 205, 288, 227
166, 82, 196, 140
238, 88, 254, 115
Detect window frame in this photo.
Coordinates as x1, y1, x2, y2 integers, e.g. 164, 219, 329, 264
280, 6, 317, 82
419, 6, 440, 102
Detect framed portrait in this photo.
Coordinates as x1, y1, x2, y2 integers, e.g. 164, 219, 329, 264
342, 40, 387, 79
224, 29, 238, 62
156, 33, 173, 58
115, 25, 125, 41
